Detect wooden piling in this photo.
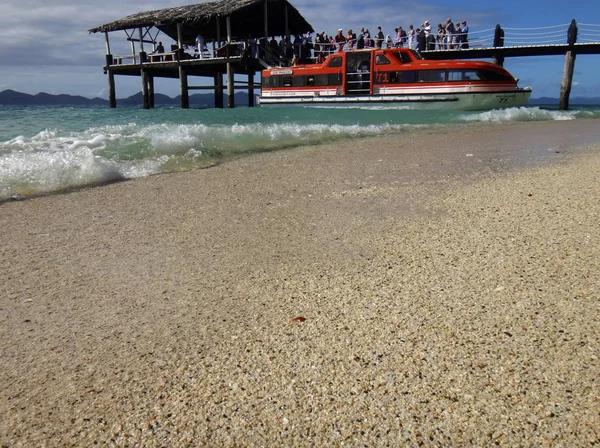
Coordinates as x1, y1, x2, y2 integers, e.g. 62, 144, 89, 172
105, 54, 117, 108
214, 72, 224, 108
148, 75, 155, 108
141, 69, 150, 109
248, 73, 255, 107
492, 24, 505, 67
179, 66, 189, 109
559, 20, 578, 110
226, 16, 234, 108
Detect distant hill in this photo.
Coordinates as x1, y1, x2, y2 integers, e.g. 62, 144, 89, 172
2, 89, 597, 107
0, 89, 250, 107
0, 89, 107, 106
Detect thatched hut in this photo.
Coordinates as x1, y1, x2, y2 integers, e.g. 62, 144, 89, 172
89, 0, 314, 45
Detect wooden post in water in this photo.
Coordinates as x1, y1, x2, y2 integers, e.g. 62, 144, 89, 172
104, 32, 117, 108
176, 23, 189, 109
492, 24, 505, 67
179, 67, 189, 108
226, 16, 235, 108
148, 75, 155, 108
214, 72, 224, 108
106, 55, 117, 108
138, 27, 150, 109
248, 72, 255, 107
141, 69, 150, 109
560, 20, 578, 110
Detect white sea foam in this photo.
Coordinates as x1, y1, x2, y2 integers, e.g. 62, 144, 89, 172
461, 106, 578, 123
0, 105, 595, 201
1, 121, 409, 200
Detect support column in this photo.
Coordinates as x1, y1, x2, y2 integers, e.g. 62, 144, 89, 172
248, 72, 255, 107
560, 20, 578, 110
214, 72, 224, 108
264, 0, 269, 58
106, 54, 116, 108
148, 75, 155, 108
138, 27, 147, 65
179, 66, 189, 109
141, 69, 150, 109
107, 70, 116, 108
226, 16, 234, 108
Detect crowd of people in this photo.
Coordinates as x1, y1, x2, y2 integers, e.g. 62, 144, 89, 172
252, 18, 470, 64
315, 18, 470, 55
170, 19, 471, 65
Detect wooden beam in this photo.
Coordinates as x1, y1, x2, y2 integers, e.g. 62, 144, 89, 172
126, 38, 156, 44
264, 0, 268, 54
138, 27, 144, 53
284, 6, 289, 42
104, 32, 111, 55
226, 16, 234, 108
177, 23, 183, 49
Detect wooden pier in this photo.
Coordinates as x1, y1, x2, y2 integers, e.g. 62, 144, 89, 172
91, 5, 600, 110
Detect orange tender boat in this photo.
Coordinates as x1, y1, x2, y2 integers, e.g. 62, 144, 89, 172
258, 48, 531, 110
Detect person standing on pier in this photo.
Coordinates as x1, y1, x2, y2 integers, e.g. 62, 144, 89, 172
408, 25, 415, 50
376, 26, 384, 48
335, 29, 346, 52
461, 21, 469, 48
445, 19, 455, 49
196, 34, 206, 58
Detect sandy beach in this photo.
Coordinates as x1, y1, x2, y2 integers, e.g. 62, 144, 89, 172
1, 119, 599, 446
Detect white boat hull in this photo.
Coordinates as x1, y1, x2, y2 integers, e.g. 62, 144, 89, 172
258, 88, 532, 110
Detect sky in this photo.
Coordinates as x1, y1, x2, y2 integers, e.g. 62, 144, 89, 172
1, 0, 599, 99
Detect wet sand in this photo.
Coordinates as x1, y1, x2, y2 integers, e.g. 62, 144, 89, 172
1, 119, 599, 446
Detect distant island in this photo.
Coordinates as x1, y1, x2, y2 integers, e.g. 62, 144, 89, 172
0, 89, 249, 107
0, 89, 599, 107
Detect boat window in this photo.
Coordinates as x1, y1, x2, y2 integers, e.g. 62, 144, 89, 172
263, 76, 281, 87
395, 71, 417, 83
410, 50, 422, 60
292, 76, 305, 87
376, 54, 391, 65
315, 75, 329, 86
329, 56, 343, 68
328, 74, 343, 86
283, 76, 293, 87
447, 69, 513, 82
392, 52, 412, 64
417, 70, 446, 83
306, 76, 315, 86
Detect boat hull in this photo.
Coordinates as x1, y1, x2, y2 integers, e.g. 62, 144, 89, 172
258, 88, 532, 110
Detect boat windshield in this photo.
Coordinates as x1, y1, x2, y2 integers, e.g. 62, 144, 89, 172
410, 50, 422, 60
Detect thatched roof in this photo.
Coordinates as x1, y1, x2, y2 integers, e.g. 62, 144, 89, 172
89, 0, 314, 43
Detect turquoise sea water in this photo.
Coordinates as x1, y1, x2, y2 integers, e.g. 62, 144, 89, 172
1, 104, 600, 201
